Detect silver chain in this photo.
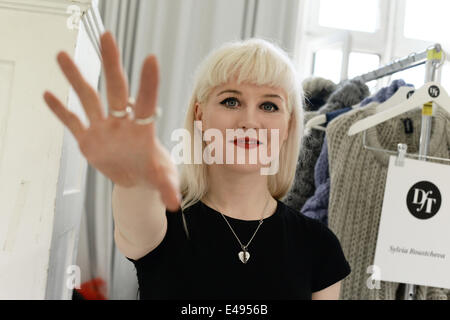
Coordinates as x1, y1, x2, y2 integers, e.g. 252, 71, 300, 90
206, 195, 271, 251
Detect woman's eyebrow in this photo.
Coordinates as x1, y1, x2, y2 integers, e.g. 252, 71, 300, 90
217, 90, 241, 96
217, 90, 284, 101
264, 94, 284, 101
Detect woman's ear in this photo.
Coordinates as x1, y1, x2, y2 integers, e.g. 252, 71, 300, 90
194, 102, 204, 133
194, 102, 202, 121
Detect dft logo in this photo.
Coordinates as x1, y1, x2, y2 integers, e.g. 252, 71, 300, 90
406, 181, 441, 220
428, 85, 440, 98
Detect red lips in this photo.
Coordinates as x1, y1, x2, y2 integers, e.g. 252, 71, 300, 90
232, 137, 261, 144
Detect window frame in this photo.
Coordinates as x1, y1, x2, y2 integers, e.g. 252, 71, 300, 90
303, 31, 352, 83
392, 0, 436, 57
296, 0, 444, 88
306, 0, 390, 50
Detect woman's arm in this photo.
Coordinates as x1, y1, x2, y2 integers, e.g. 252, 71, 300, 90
43, 31, 182, 261
311, 281, 341, 300
112, 183, 168, 260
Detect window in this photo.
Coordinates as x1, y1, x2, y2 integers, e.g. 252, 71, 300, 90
348, 52, 381, 91
311, 51, 381, 88
347, 52, 380, 79
312, 49, 343, 84
318, 0, 380, 33
389, 64, 427, 89
404, 0, 450, 44
297, 0, 449, 92
299, 0, 388, 89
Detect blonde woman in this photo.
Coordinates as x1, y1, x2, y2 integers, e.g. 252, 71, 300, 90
43, 31, 350, 300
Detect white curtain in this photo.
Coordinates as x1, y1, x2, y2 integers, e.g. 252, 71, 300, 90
76, 0, 302, 300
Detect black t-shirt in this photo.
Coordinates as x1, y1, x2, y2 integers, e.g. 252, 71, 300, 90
126, 199, 351, 300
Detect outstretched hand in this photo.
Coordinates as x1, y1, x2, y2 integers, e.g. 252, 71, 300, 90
43, 31, 181, 212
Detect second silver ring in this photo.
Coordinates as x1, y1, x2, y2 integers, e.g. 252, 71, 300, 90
109, 97, 135, 118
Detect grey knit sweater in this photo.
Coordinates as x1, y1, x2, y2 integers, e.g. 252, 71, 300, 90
284, 79, 369, 211
327, 102, 450, 300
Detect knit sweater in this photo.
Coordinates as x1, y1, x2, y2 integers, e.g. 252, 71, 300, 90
327, 102, 450, 300
284, 79, 369, 211
302, 80, 413, 225
300, 135, 330, 225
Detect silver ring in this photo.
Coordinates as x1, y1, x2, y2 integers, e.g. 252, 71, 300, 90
134, 107, 162, 125
109, 97, 135, 118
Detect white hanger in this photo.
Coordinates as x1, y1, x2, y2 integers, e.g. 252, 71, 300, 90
305, 86, 413, 131
305, 114, 327, 131
305, 102, 362, 132
348, 82, 450, 136
375, 86, 415, 113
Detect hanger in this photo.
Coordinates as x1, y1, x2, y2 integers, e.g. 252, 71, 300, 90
375, 86, 415, 113
305, 114, 327, 131
304, 86, 414, 132
305, 102, 362, 132
348, 82, 450, 136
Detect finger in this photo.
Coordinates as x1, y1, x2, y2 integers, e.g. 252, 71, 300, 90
157, 169, 181, 212
134, 55, 159, 120
56, 52, 105, 122
43, 91, 87, 141
100, 31, 129, 114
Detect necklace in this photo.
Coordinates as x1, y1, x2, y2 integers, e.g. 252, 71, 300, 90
204, 195, 271, 264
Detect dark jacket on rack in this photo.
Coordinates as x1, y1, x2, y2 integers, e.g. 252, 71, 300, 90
301, 80, 413, 226
302, 77, 337, 112
283, 78, 369, 212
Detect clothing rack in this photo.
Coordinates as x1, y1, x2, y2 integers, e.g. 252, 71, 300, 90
353, 44, 443, 83
352, 43, 446, 300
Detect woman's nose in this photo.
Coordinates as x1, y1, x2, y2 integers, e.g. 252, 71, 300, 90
237, 105, 261, 130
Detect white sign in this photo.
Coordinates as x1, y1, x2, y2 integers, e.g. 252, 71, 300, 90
374, 156, 450, 289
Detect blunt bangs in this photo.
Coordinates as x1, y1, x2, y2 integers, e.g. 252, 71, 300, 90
195, 39, 301, 114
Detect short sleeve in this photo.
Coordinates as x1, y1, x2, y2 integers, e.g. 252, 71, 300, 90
125, 208, 183, 267
125, 214, 170, 267
310, 221, 351, 293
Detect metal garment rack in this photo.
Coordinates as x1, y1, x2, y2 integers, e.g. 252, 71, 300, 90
353, 44, 446, 300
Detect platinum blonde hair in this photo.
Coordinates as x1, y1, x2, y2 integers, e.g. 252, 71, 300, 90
179, 38, 304, 210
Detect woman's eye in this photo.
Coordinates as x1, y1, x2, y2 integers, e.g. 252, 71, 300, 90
220, 97, 239, 108
261, 102, 279, 112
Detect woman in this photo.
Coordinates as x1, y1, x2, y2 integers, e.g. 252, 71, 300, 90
43, 31, 350, 300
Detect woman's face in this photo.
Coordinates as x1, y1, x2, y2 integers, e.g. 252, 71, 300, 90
194, 80, 291, 174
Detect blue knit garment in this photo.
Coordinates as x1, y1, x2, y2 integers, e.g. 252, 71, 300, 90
360, 79, 414, 107
301, 79, 413, 225
325, 108, 352, 126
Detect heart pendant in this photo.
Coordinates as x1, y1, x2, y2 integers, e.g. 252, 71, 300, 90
238, 251, 250, 264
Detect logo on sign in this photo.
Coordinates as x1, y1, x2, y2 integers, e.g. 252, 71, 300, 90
406, 181, 441, 219
428, 85, 440, 98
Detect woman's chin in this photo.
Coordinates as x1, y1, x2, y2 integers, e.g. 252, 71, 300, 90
222, 162, 268, 175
